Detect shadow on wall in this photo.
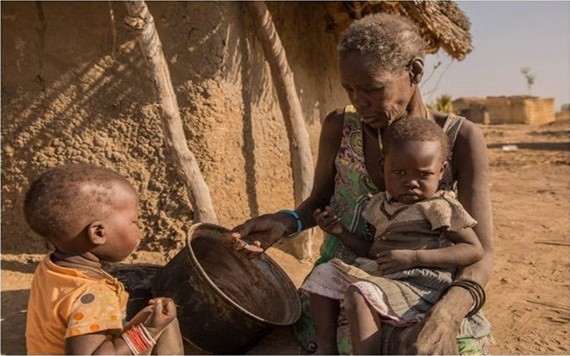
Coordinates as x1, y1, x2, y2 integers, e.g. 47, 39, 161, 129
1, 2, 232, 255
238, 31, 260, 218
2, 1, 345, 259
2, 41, 193, 255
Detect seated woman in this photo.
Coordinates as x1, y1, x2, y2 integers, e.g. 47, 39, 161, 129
303, 116, 489, 354
232, 12, 494, 355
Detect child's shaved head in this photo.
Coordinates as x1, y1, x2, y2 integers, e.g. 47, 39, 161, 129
382, 116, 450, 162
24, 164, 135, 244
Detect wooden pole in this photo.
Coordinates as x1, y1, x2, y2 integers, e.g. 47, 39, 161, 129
246, 2, 314, 260
124, 0, 218, 223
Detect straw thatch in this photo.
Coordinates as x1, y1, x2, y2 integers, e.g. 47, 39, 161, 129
324, 1, 472, 60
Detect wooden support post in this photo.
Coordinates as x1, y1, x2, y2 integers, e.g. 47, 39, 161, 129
124, 0, 218, 223
246, 1, 314, 260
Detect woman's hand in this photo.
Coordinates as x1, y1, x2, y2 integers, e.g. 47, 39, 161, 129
230, 212, 296, 255
397, 302, 461, 355
397, 283, 475, 355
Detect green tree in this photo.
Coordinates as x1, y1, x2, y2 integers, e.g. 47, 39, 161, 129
427, 94, 454, 114
521, 67, 536, 95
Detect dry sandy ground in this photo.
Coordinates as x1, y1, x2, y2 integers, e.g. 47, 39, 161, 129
2, 121, 569, 355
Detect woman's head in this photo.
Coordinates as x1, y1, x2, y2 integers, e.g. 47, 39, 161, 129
382, 116, 449, 204
338, 13, 428, 129
338, 13, 427, 73
24, 163, 141, 261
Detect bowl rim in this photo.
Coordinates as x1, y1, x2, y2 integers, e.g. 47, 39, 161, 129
186, 222, 301, 325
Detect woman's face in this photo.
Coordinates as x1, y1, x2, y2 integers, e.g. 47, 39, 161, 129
339, 52, 415, 129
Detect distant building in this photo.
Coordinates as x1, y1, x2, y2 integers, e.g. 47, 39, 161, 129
452, 97, 489, 124
452, 96, 556, 125
555, 104, 570, 122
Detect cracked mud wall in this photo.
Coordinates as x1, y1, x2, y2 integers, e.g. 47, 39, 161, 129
1, 2, 347, 257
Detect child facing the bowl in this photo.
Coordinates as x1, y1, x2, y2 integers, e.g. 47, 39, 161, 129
24, 163, 184, 355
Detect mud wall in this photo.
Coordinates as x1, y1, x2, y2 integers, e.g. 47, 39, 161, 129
1, 2, 348, 255
556, 104, 570, 121
452, 97, 489, 124
485, 96, 555, 125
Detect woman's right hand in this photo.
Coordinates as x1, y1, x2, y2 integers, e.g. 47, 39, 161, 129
230, 212, 296, 255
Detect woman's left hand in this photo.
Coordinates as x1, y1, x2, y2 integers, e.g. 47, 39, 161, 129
396, 303, 460, 355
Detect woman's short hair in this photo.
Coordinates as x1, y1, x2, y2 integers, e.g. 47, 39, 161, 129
338, 13, 427, 73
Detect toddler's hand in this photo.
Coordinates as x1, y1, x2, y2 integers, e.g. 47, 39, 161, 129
376, 249, 418, 274
143, 297, 177, 336
313, 206, 344, 236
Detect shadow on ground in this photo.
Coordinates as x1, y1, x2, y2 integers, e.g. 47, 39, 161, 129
1, 289, 29, 355
1, 260, 39, 274
487, 141, 570, 151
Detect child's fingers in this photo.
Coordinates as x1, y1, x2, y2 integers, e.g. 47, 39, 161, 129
324, 221, 336, 230
319, 212, 330, 220
378, 260, 401, 275
151, 297, 164, 312
324, 216, 340, 228
313, 209, 322, 219
156, 297, 176, 317
161, 298, 176, 316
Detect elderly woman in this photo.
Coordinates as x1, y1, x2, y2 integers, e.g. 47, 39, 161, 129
232, 13, 493, 355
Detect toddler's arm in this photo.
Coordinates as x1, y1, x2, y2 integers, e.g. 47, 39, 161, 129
314, 206, 372, 257
65, 297, 177, 355
376, 227, 483, 274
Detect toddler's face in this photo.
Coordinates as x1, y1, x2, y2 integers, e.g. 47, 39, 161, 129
384, 140, 446, 204
94, 183, 141, 262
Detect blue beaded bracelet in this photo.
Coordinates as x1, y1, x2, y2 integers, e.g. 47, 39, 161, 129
278, 209, 303, 238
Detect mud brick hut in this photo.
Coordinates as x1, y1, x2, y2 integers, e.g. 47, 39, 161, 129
453, 96, 556, 125
556, 104, 570, 121
451, 97, 490, 124
1, 1, 472, 257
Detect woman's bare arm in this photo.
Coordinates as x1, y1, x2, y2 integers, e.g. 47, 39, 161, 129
453, 120, 495, 286
295, 110, 345, 228
231, 109, 344, 249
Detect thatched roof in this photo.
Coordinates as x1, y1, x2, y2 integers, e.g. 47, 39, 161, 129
324, 1, 473, 60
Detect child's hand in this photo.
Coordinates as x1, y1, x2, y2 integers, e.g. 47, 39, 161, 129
142, 297, 177, 337
376, 249, 418, 274
313, 206, 344, 236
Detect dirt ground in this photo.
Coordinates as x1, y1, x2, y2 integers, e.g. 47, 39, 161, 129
1, 121, 569, 355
